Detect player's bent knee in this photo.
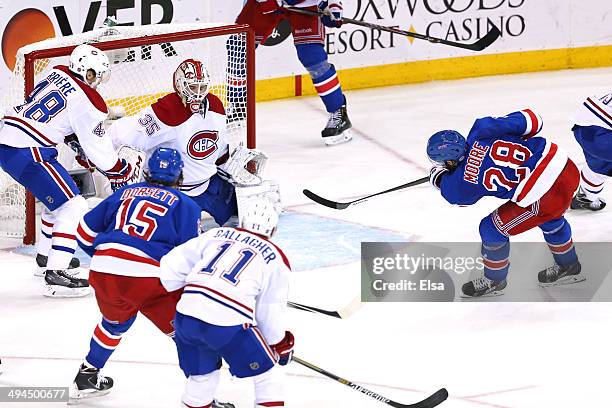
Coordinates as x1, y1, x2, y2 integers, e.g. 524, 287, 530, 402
479, 215, 508, 244
540, 217, 567, 234
182, 371, 220, 408
296, 43, 329, 74
53, 195, 88, 220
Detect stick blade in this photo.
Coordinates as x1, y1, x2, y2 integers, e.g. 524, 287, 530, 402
469, 25, 501, 51
303, 189, 350, 209
392, 388, 449, 408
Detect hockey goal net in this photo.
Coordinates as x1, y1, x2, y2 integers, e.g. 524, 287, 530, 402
0, 22, 255, 245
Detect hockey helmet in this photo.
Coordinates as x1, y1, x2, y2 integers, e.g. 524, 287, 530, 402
69, 44, 110, 88
426, 130, 468, 166
173, 59, 211, 113
240, 199, 279, 238
145, 148, 184, 185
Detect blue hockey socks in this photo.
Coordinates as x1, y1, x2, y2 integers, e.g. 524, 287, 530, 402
296, 43, 344, 113
85, 316, 136, 369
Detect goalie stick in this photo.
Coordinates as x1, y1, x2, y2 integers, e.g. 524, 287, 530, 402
285, 6, 500, 51
293, 356, 449, 408
287, 296, 361, 319
304, 176, 429, 210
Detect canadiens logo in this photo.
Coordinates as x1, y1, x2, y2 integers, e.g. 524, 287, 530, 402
187, 131, 218, 160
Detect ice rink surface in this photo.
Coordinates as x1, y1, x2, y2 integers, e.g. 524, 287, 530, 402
2, 67, 612, 407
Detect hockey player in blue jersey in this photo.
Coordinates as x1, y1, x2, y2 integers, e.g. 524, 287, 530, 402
427, 109, 584, 297
570, 91, 612, 211
69, 148, 203, 401
229, 0, 352, 145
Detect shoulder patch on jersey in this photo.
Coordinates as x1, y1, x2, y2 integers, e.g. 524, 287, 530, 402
54, 65, 108, 114
206, 93, 226, 116
151, 93, 193, 126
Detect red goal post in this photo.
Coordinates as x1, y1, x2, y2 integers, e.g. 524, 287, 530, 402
3, 23, 256, 245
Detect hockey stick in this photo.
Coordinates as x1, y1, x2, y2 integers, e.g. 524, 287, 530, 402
285, 6, 500, 51
287, 296, 361, 319
303, 176, 429, 210
294, 356, 449, 408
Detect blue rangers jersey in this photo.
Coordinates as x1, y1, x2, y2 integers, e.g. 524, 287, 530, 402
77, 182, 202, 278
440, 109, 568, 207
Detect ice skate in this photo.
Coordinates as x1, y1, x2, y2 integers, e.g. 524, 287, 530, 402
69, 363, 113, 403
461, 276, 507, 298
538, 261, 585, 287
43, 270, 91, 298
322, 102, 352, 146
570, 188, 606, 211
35, 253, 80, 277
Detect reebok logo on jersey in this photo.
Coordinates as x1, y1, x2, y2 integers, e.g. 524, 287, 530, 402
187, 131, 218, 160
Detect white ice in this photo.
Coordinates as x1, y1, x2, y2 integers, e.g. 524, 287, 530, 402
2, 67, 612, 407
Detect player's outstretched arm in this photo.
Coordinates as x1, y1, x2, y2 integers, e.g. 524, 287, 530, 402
254, 263, 291, 346
472, 109, 543, 141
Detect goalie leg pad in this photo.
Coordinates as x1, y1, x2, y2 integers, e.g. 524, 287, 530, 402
192, 174, 238, 226
296, 43, 344, 113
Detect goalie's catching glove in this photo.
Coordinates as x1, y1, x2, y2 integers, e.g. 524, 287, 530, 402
318, 1, 343, 27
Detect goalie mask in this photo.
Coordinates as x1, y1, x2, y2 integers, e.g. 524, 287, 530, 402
173, 59, 211, 113
69, 44, 110, 89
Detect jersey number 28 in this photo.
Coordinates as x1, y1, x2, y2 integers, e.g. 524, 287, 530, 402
483, 141, 531, 192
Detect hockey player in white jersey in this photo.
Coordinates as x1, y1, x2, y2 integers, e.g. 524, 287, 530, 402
571, 91, 612, 211
0, 44, 132, 297
107, 59, 240, 226
160, 199, 293, 408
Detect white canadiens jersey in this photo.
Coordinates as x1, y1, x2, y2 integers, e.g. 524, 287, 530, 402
573, 91, 612, 130
160, 227, 291, 345
0, 66, 119, 171
108, 93, 228, 197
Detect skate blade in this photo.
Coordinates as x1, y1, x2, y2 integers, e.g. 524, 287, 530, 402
460, 289, 505, 298
68, 388, 111, 405
324, 129, 353, 146
539, 274, 586, 288
43, 285, 91, 298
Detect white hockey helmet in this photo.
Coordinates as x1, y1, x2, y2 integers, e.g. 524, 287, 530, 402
69, 44, 110, 89
173, 59, 211, 112
240, 199, 279, 238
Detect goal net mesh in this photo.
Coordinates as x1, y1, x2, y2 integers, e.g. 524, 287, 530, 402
0, 22, 252, 241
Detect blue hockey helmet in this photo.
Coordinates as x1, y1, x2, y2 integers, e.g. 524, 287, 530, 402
426, 130, 468, 165
145, 147, 184, 185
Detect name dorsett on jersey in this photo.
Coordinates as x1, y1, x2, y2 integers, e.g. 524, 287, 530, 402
213, 228, 279, 264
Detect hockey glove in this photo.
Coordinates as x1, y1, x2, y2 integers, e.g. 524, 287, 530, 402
101, 159, 132, 192
256, 0, 282, 14
429, 166, 448, 190
318, 1, 343, 27
271, 331, 295, 366
65, 135, 96, 172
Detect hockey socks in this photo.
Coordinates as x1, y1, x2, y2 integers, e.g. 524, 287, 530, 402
85, 316, 135, 369
297, 44, 344, 113
481, 241, 510, 282
541, 217, 578, 267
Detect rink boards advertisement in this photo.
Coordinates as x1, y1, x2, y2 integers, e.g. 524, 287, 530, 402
0, 0, 610, 99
